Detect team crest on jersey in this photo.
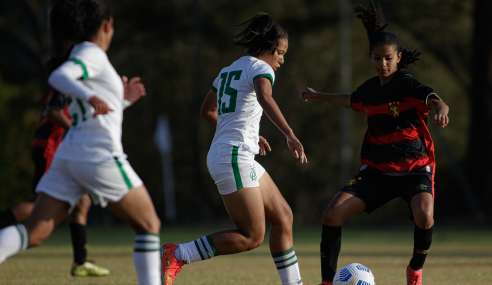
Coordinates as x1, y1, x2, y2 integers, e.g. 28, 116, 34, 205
250, 165, 257, 181
346, 177, 362, 187
415, 184, 428, 191
388, 101, 400, 117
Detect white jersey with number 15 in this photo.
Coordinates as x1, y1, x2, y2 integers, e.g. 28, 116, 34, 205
210, 56, 275, 154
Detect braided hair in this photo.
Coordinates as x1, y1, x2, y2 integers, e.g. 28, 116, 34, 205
232, 13, 288, 56
353, 0, 420, 70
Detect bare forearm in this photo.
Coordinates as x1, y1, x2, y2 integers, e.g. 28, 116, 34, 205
202, 112, 217, 127
257, 95, 293, 136
310, 92, 352, 108
434, 101, 449, 116
47, 110, 71, 130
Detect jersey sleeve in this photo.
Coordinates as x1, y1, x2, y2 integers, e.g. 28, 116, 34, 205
249, 62, 275, 88
350, 84, 365, 112
211, 76, 220, 93
403, 76, 440, 113
48, 46, 107, 102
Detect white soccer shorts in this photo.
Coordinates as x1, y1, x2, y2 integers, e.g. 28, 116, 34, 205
207, 144, 266, 195
35, 157, 143, 211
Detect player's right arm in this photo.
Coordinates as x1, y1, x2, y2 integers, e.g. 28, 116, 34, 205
200, 89, 218, 127
48, 55, 112, 117
299, 87, 351, 109
255, 77, 307, 163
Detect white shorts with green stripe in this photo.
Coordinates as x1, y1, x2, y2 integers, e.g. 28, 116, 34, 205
35, 156, 142, 211
207, 144, 266, 195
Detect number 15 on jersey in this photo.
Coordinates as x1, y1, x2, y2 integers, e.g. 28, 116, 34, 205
218, 70, 242, 115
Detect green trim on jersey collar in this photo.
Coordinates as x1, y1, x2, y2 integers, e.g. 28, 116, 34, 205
253, 74, 274, 87
211, 85, 218, 93
70, 58, 88, 80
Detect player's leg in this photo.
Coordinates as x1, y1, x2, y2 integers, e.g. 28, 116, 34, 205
402, 175, 434, 284
0, 152, 46, 229
107, 185, 161, 285
320, 191, 366, 284
260, 171, 303, 285
0, 193, 69, 263
69, 194, 110, 276
0, 202, 33, 229
161, 186, 266, 285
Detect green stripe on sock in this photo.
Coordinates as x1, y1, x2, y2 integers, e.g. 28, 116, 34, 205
271, 247, 294, 258
276, 260, 298, 270
134, 248, 160, 252
200, 237, 211, 259
194, 240, 205, 260
135, 240, 157, 243
115, 157, 133, 189
231, 146, 243, 190
205, 235, 218, 257
15, 225, 24, 251
70, 58, 88, 79
274, 254, 297, 264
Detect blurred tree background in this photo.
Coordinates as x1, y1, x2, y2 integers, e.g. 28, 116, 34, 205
0, 0, 488, 227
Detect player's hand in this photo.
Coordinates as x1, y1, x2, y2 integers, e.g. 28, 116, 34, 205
300, 87, 317, 102
433, 113, 449, 128
88, 96, 113, 117
123, 76, 146, 103
258, 136, 271, 156
286, 133, 307, 163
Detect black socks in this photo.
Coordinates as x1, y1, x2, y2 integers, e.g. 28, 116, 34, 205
69, 223, 88, 265
320, 224, 342, 282
409, 224, 434, 271
0, 208, 17, 229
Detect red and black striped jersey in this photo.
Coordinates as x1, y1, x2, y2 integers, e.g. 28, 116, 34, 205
31, 89, 69, 159
350, 70, 439, 175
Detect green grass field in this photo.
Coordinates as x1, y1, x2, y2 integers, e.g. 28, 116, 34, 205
0, 226, 491, 284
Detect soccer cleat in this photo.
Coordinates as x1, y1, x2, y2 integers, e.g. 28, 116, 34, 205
406, 265, 422, 285
71, 261, 110, 276
318, 282, 333, 285
161, 244, 184, 285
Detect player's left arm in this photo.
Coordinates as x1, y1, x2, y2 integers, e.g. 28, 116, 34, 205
47, 109, 72, 130
200, 89, 218, 127
123, 76, 146, 105
427, 97, 449, 128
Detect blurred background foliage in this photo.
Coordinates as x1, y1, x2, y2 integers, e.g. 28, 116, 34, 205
0, 0, 488, 227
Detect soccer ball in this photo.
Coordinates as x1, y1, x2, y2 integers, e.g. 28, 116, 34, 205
333, 263, 375, 285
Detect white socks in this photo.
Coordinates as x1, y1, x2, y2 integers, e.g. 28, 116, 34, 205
174, 235, 218, 264
272, 247, 303, 285
0, 224, 29, 264
133, 233, 160, 285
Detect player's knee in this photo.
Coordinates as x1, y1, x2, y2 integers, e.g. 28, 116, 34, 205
136, 215, 161, 234
249, 231, 264, 250
323, 207, 344, 226
29, 234, 47, 247
413, 208, 433, 229
269, 205, 293, 229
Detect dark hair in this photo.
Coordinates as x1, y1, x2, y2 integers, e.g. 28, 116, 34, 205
353, 0, 420, 70
232, 13, 288, 56
50, 0, 112, 44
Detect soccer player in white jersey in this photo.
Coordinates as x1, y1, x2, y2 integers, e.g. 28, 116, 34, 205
0, 1, 162, 284
161, 13, 307, 285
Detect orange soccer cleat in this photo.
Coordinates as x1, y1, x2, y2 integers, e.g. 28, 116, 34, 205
406, 265, 423, 285
161, 244, 184, 285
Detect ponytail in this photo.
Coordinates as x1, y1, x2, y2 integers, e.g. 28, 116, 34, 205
354, 0, 420, 69
232, 12, 288, 56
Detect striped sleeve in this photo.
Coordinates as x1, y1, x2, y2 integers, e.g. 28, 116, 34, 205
249, 61, 275, 88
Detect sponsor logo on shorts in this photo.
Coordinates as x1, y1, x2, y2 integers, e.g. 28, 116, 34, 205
250, 165, 257, 181
346, 177, 362, 187
388, 101, 400, 118
415, 184, 428, 191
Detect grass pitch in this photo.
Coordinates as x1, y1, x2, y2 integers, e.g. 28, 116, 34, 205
0, 226, 491, 284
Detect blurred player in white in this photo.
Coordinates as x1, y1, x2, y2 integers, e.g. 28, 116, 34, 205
161, 13, 307, 285
0, 1, 162, 284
